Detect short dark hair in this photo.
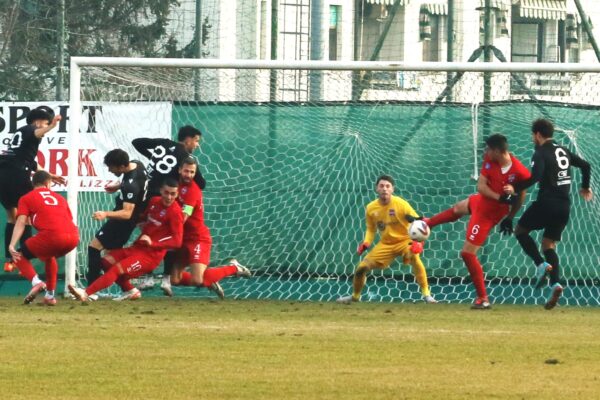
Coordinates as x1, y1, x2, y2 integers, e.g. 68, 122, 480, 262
484, 134, 508, 152
104, 149, 130, 167
162, 178, 179, 189
26, 106, 55, 124
32, 170, 52, 186
179, 156, 197, 168
532, 118, 554, 138
177, 125, 202, 141
376, 175, 395, 186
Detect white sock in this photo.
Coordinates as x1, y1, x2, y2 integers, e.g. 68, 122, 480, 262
31, 275, 42, 286
162, 275, 171, 285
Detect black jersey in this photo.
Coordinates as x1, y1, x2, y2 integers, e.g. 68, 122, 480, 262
514, 140, 591, 202
114, 160, 148, 218
132, 137, 206, 196
0, 124, 41, 170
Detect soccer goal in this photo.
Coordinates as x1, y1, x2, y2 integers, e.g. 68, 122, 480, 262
67, 57, 600, 305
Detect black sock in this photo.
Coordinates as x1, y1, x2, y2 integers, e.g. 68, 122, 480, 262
543, 248, 560, 285
515, 233, 545, 266
21, 225, 32, 246
4, 223, 14, 261
163, 251, 175, 276
87, 247, 103, 284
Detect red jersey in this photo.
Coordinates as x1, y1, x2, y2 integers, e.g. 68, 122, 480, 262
17, 187, 77, 234
178, 180, 210, 240
136, 196, 183, 250
478, 153, 531, 217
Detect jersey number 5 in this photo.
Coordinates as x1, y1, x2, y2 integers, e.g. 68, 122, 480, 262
39, 191, 58, 206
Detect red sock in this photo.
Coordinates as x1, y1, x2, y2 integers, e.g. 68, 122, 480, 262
178, 271, 193, 286
15, 257, 37, 282
428, 207, 461, 228
202, 265, 237, 287
87, 267, 120, 295
461, 251, 488, 299
44, 258, 58, 291
116, 276, 135, 292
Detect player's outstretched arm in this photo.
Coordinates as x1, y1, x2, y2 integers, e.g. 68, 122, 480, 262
499, 190, 527, 236
511, 151, 545, 193
570, 151, 592, 201
132, 137, 160, 159
33, 115, 61, 139
35, 164, 66, 185
93, 202, 136, 221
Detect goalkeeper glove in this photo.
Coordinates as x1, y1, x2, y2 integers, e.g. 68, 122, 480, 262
357, 242, 370, 256
499, 217, 513, 236
498, 193, 518, 205
405, 215, 423, 223
409, 241, 424, 255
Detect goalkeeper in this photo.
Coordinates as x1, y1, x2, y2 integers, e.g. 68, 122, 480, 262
337, 175, 437, 304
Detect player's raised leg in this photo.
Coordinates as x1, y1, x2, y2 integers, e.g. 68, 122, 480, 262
426, 198, 469, 229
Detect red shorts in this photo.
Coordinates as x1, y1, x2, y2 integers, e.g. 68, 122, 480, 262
466, 194, 506, 246
105, 246, 165, 279
176, 236, 212, 266
25, 230, 79, 260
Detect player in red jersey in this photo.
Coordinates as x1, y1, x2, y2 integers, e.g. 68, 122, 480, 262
9, 171, 79, 305
68, 179, 184, 302
425, 134, 531, 309
161, 157, 251, 299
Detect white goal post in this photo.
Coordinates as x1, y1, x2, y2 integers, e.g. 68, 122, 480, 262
66, 57, 600, 305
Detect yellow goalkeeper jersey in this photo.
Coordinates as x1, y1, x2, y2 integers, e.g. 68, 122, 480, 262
363, 195, 418, 246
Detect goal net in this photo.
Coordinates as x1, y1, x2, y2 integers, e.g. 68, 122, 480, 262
67, 58, 600, 306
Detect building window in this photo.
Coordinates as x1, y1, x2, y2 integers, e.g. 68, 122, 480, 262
329, 5, 341, 60
511, 22, 542, 62
422, 15, 445, 62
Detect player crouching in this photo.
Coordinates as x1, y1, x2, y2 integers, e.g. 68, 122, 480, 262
161, 158, 251, 299
9, 171, 79, 305
69, 179, 184, 302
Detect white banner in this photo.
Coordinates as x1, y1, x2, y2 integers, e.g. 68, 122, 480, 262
0, 102, 172, 191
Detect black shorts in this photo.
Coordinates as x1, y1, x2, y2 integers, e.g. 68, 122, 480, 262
95, 219, 137, 250
518, 199, 570, 241
0, 165, 33, 209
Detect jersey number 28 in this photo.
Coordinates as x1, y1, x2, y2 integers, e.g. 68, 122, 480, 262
149, 145, 178, 174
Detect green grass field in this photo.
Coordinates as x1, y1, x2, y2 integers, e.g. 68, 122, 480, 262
0, 298, 599, 400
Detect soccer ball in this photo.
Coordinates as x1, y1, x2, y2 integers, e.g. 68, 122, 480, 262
408, 220, 431, 242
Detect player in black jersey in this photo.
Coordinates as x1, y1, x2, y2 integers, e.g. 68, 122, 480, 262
86, 149, 148, 298
132, 125, 206, 196
503, 119, 592, 309
132, 125, 206, 293
0, 106, 64, 272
